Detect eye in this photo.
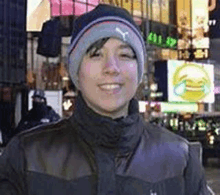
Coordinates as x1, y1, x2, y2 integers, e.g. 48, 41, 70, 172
89, 50, 103, 58
90, 52, 101, 57
119, 52, 136, 60
186, 79, 193, 83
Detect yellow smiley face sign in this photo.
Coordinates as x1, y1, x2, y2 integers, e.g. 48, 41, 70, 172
172, 63, 211, 102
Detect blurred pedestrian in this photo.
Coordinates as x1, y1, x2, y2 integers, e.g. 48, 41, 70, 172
0, 4, 212, 195
13, 89, 60, 135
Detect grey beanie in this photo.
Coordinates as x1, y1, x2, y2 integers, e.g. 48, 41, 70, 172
68, 4, 146, 88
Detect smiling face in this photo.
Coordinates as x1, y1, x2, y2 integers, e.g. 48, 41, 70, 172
77, 38, 138, 119
173, 63, 211, 101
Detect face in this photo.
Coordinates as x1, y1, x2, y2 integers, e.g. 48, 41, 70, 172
173, 64, 211, 101
32, 97, 45, 103
78, 38, 138, 119
32, 96, 46, 108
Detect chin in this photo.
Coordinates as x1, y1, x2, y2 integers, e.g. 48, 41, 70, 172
98, 102, 128, 116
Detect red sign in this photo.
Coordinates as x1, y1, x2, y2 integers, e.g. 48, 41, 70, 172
49, 0, 99, 16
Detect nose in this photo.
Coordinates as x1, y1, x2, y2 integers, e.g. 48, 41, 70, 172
103, 55, 120, 75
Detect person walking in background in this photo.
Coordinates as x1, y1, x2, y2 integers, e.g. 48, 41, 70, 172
0, 4, 213, 195
13, 89, 60, 135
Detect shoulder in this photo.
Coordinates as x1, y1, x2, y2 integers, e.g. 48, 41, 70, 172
46, 105, 53, 110
2, 116, 79, 167
46, 106, 60, 116
129, 121, 191, 183
144, 122, 188, 143
142, 122, 189, 157
16, 117, 76, 148
46, 105, 56, 112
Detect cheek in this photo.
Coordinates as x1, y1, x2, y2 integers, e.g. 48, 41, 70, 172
78, 63, 99, 88
128, 63, 136, 68
80, 62, 93, 76
123, 63, 138, 83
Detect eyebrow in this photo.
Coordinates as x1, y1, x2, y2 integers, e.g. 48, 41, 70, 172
118, 44, 133, 50
179, 75, 187, 81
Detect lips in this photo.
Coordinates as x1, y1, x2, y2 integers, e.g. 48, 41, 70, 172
99, 84, 121, 90
98, 83, 122, 93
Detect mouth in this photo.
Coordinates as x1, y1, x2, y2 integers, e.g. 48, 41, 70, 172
98, 83, 122, 93
186, 85, 203, 91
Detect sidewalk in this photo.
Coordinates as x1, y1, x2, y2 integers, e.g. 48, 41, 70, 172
205, 158, 220, 195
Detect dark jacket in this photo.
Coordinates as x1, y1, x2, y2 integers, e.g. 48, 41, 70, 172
0, 95, 211, 195
14, 105, 60, 135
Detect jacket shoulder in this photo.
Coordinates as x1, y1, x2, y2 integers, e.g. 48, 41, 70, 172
141, 122, 190, 164
17, 118, 76, 146
145, 122, 189, 145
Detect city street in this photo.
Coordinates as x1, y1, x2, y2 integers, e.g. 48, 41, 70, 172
205, 158, 220, 195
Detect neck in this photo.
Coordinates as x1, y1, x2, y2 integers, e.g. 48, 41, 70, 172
87, 102, 129, 119
80, 93, 129, 119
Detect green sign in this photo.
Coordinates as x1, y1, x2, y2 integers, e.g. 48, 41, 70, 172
147, 32, 177, 49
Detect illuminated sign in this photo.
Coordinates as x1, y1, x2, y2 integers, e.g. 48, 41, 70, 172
177, 0, 209, 60
177, 0, 191, 50
147, 32, 177, 48
209, 0, 217, 12
214, 86, 220, 94
147, 0, 169, 24
192, 0, 209, 49
161, 102, 198, 113
139, 101, 198, 113
27, 0, 51, 31
168, 60, 214, 103
178, 48, 209, 60
50, 0, 99, 16
139, 101, 161, 113
150, 92, 163, 97
101, 0, 147, 18
102, 0, 169, 24
144, 20, 178, 49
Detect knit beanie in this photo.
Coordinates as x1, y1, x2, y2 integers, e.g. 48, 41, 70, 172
68, 4, 146, 88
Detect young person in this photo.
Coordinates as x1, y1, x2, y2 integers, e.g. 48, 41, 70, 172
0, 4, 212, 195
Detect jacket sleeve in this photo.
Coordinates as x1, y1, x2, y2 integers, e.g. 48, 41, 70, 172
0, 136, 26, 195
184, 143, 214, 195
